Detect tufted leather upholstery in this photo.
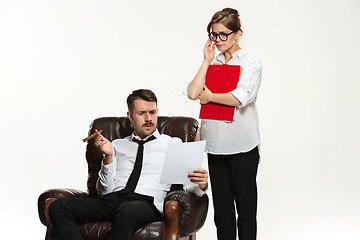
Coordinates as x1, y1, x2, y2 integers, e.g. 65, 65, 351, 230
38, 116, 208, 240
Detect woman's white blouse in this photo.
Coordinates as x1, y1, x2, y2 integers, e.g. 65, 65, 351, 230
200, 48, 262, 154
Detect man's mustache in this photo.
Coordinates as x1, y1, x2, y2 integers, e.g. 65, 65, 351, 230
142, 122, 154, 127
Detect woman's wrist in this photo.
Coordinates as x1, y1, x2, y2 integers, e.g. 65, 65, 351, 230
202, 59, 212, 66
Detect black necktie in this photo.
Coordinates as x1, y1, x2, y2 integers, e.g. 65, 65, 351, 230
120, 135, 156, 194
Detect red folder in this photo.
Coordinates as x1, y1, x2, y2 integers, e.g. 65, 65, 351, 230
199, 65, 241, 121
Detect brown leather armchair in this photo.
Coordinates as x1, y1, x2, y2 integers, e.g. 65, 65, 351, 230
38, 116, 209, 240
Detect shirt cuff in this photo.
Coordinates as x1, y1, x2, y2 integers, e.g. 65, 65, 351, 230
185, 184, 207, 197
100, 158, 115, 175
231, 87, 248, 107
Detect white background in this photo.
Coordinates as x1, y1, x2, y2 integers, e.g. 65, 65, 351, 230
1, 0, 360, 239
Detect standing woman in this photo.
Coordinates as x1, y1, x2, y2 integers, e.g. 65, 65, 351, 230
187, 8, 262, 240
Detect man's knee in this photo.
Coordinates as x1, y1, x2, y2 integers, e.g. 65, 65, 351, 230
113, 201, 159, 229
49, 199, 72, 220
114, 205, 137, 223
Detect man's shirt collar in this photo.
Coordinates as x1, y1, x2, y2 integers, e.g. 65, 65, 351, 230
131, 129, 160, 141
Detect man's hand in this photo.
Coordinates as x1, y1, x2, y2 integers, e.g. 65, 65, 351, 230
94, 129, 113, 165
188, 168, 209, 191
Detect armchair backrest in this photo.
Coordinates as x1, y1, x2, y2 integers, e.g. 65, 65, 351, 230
85, 116, 199, 197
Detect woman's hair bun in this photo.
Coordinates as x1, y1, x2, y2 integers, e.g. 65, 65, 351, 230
222, 8, 239, 17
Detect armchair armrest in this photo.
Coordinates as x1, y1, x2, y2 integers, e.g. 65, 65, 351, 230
164, 190, 209, 237
38, 188, 89, 226
165, 200, 180, 240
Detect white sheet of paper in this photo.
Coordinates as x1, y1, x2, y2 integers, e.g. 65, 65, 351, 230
160, 140, 206, 184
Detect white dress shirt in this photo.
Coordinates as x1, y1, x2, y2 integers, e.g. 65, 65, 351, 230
96, 129, 205, 213
200, 48, 263, 154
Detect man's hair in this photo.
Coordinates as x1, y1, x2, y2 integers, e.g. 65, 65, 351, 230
127, 89, 158, 113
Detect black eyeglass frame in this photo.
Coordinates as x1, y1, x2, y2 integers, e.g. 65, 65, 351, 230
208, 31, 236, 42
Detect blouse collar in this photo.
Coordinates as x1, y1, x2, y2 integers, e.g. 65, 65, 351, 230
215, 48, 247, 64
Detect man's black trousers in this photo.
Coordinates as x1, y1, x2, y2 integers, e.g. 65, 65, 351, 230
49, 191, 162, 240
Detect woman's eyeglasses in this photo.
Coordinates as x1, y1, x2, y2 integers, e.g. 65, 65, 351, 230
208, 31, 236, 42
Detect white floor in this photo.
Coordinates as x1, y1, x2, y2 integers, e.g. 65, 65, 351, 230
197, 192, 360, 240
5, 206, 360, 240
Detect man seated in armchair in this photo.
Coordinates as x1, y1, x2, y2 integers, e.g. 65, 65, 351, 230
48, 89, 208, 240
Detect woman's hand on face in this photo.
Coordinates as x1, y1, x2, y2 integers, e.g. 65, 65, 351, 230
199, 86, 212, 104
204, 38, 215, 63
